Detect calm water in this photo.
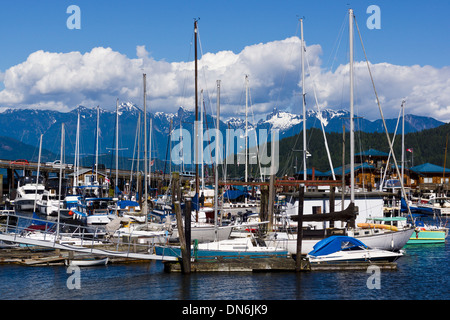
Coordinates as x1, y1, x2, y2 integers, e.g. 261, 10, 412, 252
0, 241, 448, 301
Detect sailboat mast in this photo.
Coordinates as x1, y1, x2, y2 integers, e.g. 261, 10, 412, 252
401, 100, 405, 184
245, 75, 249, 204
215, 80, 221, 241
74, 109, 80, 191
349, 8, 355, 204
201, 90, 204, 192
149, 117, 152, 192
143, 73, 148, 215
33, 134, 43, 213
57, 123, 64, 240
194, 19, 199, 199
115, 98, 119, 195
301, 18, 307, 184
95, 105, 99, 183
136, 112, 141, 201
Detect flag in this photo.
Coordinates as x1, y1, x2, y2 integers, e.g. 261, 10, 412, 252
150, 160, 154, 167
406, 148, 413, 153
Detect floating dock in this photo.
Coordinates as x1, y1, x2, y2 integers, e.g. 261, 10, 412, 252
163, 257, 397, 272
0, 247, 150, 266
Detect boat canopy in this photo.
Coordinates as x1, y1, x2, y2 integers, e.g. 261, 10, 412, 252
308, 236, 367, 257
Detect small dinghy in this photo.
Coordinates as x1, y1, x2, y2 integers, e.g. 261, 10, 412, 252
65, 256, 109, 267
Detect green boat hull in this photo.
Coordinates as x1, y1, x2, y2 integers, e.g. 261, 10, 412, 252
407, 230, 446, 244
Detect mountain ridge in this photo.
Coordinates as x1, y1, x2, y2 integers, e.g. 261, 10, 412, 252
0, 105, 445, 168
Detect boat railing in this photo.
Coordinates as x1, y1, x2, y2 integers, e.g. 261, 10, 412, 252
0, 212, 157, 254
0, 212, 179, 261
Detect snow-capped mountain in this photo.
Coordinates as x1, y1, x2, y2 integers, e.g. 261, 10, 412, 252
255, 107, 445, 136
0, 104, 445, 167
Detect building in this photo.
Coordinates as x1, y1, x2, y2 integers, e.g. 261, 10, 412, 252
409, 163, 450, 193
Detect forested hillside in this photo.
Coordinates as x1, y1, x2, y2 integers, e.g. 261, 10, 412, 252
276, 123, 450, 176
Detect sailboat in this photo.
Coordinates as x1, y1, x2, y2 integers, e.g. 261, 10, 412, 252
266, 12, 414, 254
159, 78, 285, 255
109, 74, 174, 244
221, 75, 260, 212
156, 233, 288, 260
167, 21, 235, 244
66, 106, 118, 227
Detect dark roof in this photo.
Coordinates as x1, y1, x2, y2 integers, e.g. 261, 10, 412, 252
324, 163, 375, 176
295, 168, 328, 177
410, 163, 446, 174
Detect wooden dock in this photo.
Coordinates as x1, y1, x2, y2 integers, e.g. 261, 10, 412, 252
164, 257, 301, 273
163, 257, 398, 273
0, 247, 151, 266
1, 247, 398, 271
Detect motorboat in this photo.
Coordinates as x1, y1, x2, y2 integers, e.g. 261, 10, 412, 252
306, 236, 403, 264
36, 190, 63, 216
14, 176, 45, 212
68, 196, 118, 227
418, 196, 450, 216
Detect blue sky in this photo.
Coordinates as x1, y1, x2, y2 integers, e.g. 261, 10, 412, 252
0, 0, 448, 68
0, 0, 449, 121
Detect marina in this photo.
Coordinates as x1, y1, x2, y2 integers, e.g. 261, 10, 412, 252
0, 5, 449, 304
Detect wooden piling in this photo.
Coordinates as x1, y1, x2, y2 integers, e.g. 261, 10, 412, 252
268, 174, 275, 232
172, 172, 190, 274
295, 185, 304, 272
185, 198, 192, 272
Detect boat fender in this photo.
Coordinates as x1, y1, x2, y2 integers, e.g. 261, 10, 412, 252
69, 210, 73, 216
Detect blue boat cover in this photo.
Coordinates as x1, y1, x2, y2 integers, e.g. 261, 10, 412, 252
401, 198, 434, 214
223, 189, 246, 200
308, 236, 367, 257
117, 200, 139, 209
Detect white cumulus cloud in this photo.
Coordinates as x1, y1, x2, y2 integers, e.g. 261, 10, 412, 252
0, 37, 449, 122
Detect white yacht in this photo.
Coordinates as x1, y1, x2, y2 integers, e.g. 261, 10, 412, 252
14, 176, 45, 212
36, 190, 64, 216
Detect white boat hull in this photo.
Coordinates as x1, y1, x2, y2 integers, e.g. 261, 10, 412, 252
65, 257, 109, 267
265, 228, 415, 255
87, 214, 116, 226
171, 225, 233, 243
14, 200, 36, 212
307, 248, 402, 264
349, 227, 415, 251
